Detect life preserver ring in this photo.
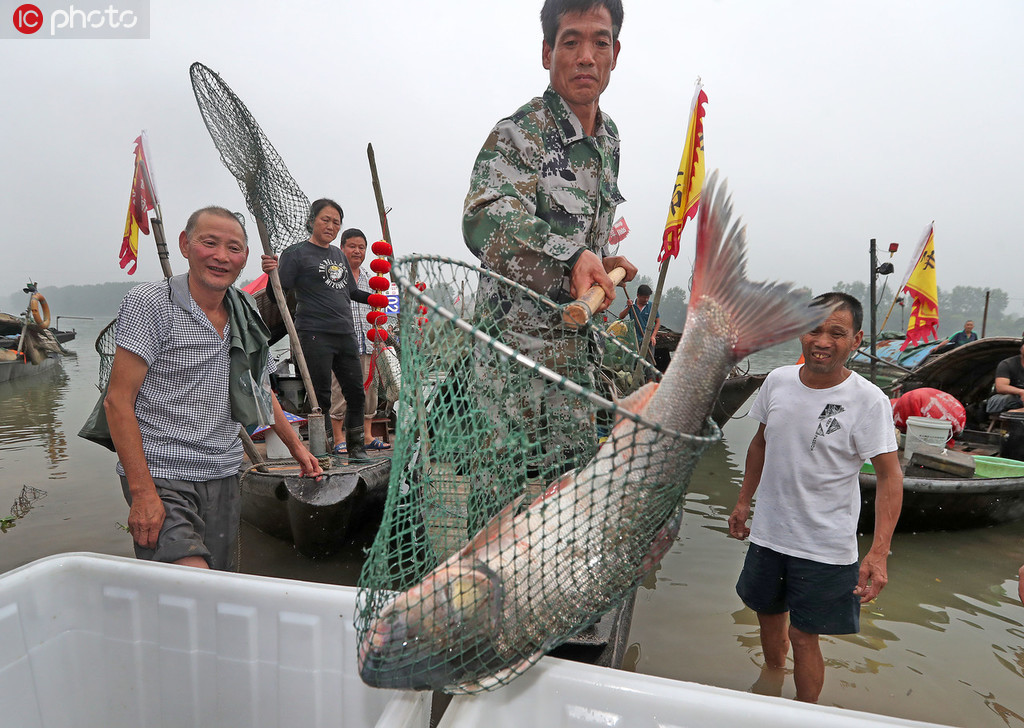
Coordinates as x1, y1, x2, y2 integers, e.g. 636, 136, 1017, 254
30, 293, 50, 329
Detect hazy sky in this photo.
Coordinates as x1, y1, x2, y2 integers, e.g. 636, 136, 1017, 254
3, 0, 1022, 316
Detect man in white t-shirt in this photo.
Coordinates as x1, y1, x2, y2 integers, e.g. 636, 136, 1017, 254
728, 292, 903, 704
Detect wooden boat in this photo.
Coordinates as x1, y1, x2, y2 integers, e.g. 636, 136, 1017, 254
240, 452, 391, 558
890, 336, 1023, 430
848, 335, 944, 379
859, 454, 1024, 532
0, 285, 75, 384
0, 351, 61, 384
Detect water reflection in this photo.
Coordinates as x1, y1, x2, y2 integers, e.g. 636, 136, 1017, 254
0, 366, 71, 478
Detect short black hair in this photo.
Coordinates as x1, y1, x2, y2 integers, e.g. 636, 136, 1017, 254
305, 198, 343, 233
811, 292, 863, 332
340, 228, 367, 245
184, 206, 247, 244
541, 0, 623, 47
637, 284, 652, 297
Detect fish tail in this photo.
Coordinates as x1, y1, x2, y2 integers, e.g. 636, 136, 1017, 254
691, 171, 833, 360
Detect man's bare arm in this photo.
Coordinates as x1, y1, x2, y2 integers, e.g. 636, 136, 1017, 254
729, 423, 767, 540
104, 346, 164, 549
855, 450, 903, 602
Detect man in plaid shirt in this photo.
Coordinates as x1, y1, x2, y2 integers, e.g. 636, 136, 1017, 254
105, 207, 321, 570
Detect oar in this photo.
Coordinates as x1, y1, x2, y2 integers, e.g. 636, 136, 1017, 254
562, 267, 627, 328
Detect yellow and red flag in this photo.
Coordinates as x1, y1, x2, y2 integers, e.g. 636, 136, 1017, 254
659, 79, 708, 262
899, 223, 938, 350
119, 133, 158, 275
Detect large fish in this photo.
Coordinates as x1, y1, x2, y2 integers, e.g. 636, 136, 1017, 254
358, 172, 831, 692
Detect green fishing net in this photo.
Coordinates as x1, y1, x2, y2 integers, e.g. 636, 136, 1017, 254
355, 255, 721, 694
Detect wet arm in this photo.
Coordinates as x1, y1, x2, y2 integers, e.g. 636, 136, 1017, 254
268, 393, 322, 479
856, 450, 903, 602
104, 346, 164, 549
729, 423, 766, 540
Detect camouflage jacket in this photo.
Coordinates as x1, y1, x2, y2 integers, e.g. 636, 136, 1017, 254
463, 86, 625, 304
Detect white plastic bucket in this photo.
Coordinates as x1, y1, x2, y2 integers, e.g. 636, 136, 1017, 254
265, 422, 300, 459
904, 415, 952, 461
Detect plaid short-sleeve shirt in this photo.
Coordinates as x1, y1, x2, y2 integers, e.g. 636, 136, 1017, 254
114, 279, 265, 481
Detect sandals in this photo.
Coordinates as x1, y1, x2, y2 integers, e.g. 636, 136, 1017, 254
332, 443, 347, 455
366, 437, 391, 451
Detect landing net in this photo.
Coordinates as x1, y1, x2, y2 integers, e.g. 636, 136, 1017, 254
189, 62, 309, 254
355, 255, 720, 693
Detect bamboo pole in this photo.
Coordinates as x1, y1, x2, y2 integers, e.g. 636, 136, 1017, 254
368, 143, 410, 332
367, 144, 391, 247
254, 217, 326, 455
150, 213, 174, 280
982, 290, 991, 338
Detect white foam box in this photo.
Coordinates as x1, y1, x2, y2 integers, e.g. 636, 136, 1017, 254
438, 656, 952, 728
0, 553, 427, 728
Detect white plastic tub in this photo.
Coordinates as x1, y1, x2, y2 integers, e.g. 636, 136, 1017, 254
438, 655, 952, 728
0, 553, 427, 728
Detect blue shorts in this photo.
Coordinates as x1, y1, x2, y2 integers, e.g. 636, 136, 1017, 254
736, 543, 860, 635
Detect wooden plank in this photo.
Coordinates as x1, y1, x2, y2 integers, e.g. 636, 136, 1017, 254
908, 445, 976, 478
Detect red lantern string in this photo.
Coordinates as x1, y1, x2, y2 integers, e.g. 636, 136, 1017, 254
366, 240, 392, 345
414, 281, 428, 333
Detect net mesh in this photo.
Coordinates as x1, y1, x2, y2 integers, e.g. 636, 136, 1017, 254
189, 62, 310, 254
355, 255, 720, 694
95, 318, 117, 390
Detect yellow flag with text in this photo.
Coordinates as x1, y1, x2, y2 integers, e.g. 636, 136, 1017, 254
659, 80, 707, 262
900, 223, 938, 350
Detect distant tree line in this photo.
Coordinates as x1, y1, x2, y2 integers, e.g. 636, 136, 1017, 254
831, 281, 1024, 338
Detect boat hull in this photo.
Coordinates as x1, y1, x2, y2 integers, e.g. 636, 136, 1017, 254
241, 456, 391, 558
0, 352, 60, 384
859, 457, 1024, 532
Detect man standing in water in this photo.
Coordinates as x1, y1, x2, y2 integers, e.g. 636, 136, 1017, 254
728, 292, 903, 703
106, 207, 322, 570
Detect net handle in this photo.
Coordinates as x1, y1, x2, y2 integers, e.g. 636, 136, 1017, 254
562, 267, 627, 328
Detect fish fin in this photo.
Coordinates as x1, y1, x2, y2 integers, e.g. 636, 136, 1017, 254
691, 171, 835, 359
462, 493, 527, 553
447, 562, 504, 630
638, 508, 683, 579
538, 469, 577, 501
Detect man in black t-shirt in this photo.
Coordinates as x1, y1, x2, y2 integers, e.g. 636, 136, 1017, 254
986, 337, 1024, 415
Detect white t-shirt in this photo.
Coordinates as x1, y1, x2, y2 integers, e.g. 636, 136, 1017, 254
748, 365, 897, 565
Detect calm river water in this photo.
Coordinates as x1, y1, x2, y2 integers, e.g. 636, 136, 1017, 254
2, 318, 1023, 726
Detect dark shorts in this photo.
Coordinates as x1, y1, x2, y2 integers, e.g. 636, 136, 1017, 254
120, 474, 240, 571
736, 543, 860, 635
986, 393, 1024, 415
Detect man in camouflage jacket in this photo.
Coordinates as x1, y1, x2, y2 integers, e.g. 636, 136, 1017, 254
460, 0, 638, 512
463, 0, 636, 316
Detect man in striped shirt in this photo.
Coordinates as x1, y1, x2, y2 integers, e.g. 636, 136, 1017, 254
105, 207, 321, 570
